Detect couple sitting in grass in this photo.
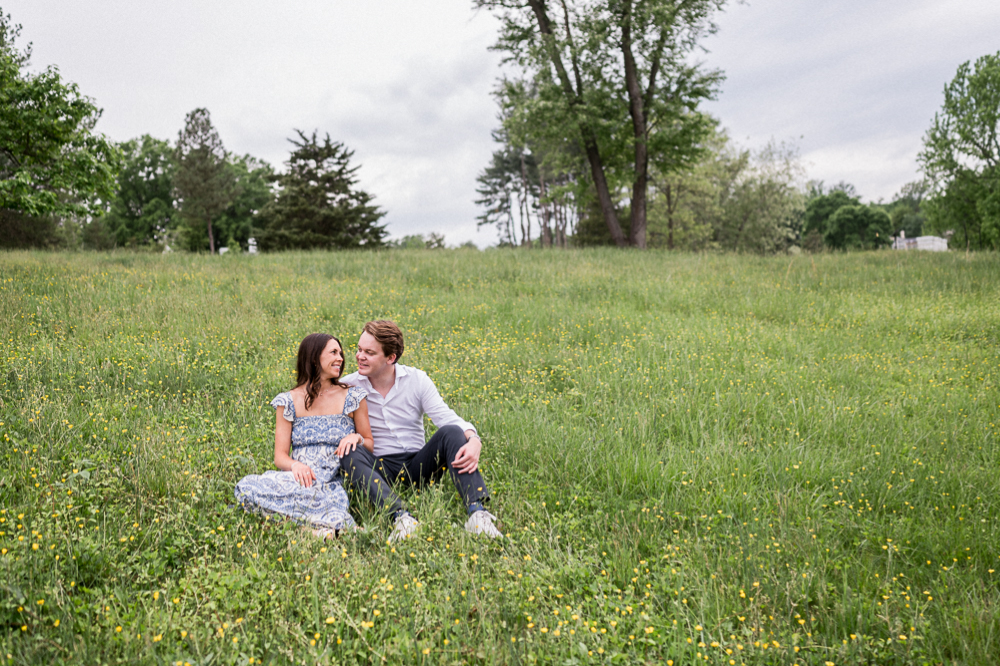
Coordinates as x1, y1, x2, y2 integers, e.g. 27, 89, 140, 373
235, 320, 501, 542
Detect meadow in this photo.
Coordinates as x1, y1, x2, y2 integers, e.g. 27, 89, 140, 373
0, 248, 998, 666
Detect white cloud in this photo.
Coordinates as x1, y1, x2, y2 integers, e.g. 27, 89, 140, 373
702, 0, 1000, 201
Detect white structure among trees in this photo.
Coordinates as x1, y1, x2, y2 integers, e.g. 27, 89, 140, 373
892, 231, 949, 251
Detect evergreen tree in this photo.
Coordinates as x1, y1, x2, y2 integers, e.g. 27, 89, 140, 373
256, 130, 385, 251
173, 108, 234, 253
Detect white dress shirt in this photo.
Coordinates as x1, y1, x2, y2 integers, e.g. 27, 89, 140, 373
341, 364, 476, 456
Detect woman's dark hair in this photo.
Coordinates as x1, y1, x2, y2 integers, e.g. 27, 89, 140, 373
295, 333, 345, 410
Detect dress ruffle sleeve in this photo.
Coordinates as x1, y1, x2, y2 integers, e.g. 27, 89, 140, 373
343, 386, 366, 415
270, 392, 295, 422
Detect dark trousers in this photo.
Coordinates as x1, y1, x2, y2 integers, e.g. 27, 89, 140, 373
340, 425, 490, 517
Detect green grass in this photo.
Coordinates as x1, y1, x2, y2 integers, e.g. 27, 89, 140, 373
1, 248, 998, 665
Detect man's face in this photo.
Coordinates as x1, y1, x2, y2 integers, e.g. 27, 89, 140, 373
356, 331, 394, 377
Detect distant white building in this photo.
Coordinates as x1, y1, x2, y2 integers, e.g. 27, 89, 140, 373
892, 231, 948, 252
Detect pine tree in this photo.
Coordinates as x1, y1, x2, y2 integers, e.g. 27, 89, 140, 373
173, 108, 234, 253
257, 130, 386, 250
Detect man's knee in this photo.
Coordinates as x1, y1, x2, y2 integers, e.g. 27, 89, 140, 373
438, 425, 466, 449
340, 446, 375, 473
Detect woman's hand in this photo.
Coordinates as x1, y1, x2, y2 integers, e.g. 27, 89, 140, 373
335, 434, 365, 457
290, 461, 316, 487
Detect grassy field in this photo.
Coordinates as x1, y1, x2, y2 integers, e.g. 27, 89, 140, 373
1, 248, 998, 665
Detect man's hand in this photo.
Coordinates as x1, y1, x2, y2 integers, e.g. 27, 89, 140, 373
290, 461, 316, 487
453, 435, 482, 474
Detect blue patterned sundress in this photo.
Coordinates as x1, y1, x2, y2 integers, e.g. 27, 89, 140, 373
234, 386, 366, 532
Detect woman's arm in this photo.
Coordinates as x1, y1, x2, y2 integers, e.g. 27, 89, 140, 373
273, 406, 315, 487
354, 398, 375, 453
336, 397, 374, 456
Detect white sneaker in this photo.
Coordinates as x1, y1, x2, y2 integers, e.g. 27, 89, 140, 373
465, 510, 502, 538
388, 513, 419, 543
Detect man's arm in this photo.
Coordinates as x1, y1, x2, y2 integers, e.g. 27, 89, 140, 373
418, 371, 482, 473
419, 371, 476, 436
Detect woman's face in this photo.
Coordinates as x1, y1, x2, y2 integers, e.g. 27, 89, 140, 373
318, 338, 344, 380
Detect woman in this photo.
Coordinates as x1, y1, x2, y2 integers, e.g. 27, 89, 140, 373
235, 333, 373, 537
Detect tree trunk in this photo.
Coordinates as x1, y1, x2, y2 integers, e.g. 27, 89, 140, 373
528, 0, 626, 247
519, 153, 533, 247
665, 183, 675, 250
207, 217, 216, 254
621, 0, 647, 248
539, 172, 553, 248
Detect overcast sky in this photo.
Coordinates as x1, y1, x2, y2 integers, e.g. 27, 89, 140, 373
7, 0, 1000, 245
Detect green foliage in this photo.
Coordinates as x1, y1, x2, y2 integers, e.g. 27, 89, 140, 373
824, 204, 892, 250
886, 180, 928, 239
387, 233, 447, 249
476, 121, 582, 248
0, 10, 119, 243
714, 141, 804, 252
476, 129, 539, 247
477, 0, 725, 247
647, 124, 734, 250
646, 131, 805, 253
920, 51, 1000, 250
214, 155, 275, 252
1, 250, 998, 665
173, 108, 235, 254
803, 189, 859, 238
104, 135, 176, 247
256, 131, 385, 251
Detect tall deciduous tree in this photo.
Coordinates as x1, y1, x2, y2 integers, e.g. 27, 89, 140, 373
0, 11, 119, 246
824, 205, 892, 251
919, 51, 1000, 251
104, 135, 176, 247
476, 0, 724, 248
802, 187, 860, 249
256, 130, 386, 251
174, 108, 234, 253
215, 155, 274, 251
644, 129, 805, 253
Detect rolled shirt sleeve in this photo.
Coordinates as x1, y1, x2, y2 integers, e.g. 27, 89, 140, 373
416, 369, 476, 436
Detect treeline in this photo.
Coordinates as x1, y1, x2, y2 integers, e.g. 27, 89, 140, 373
0, 12, 385, 252
474, 0, 1000, 252
478, 121, 926, 252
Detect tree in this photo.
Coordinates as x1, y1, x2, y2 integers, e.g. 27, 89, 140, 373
802, 187, 860, 249
886, 180, 927, 239
476, 0, 724, 248
919, 51, 1000, 251
104, 135, 176, 247
214, 155, 274, 251
824, 204, 892, 250
174, 108, 234, 253
0, 11, 119, 247
647, 122, 736, 250
256, 131, 386, 251
714, 141, 804, 253
645, 130, 806, 253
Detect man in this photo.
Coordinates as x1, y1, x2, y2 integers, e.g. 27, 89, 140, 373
340, 320, 501, 542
